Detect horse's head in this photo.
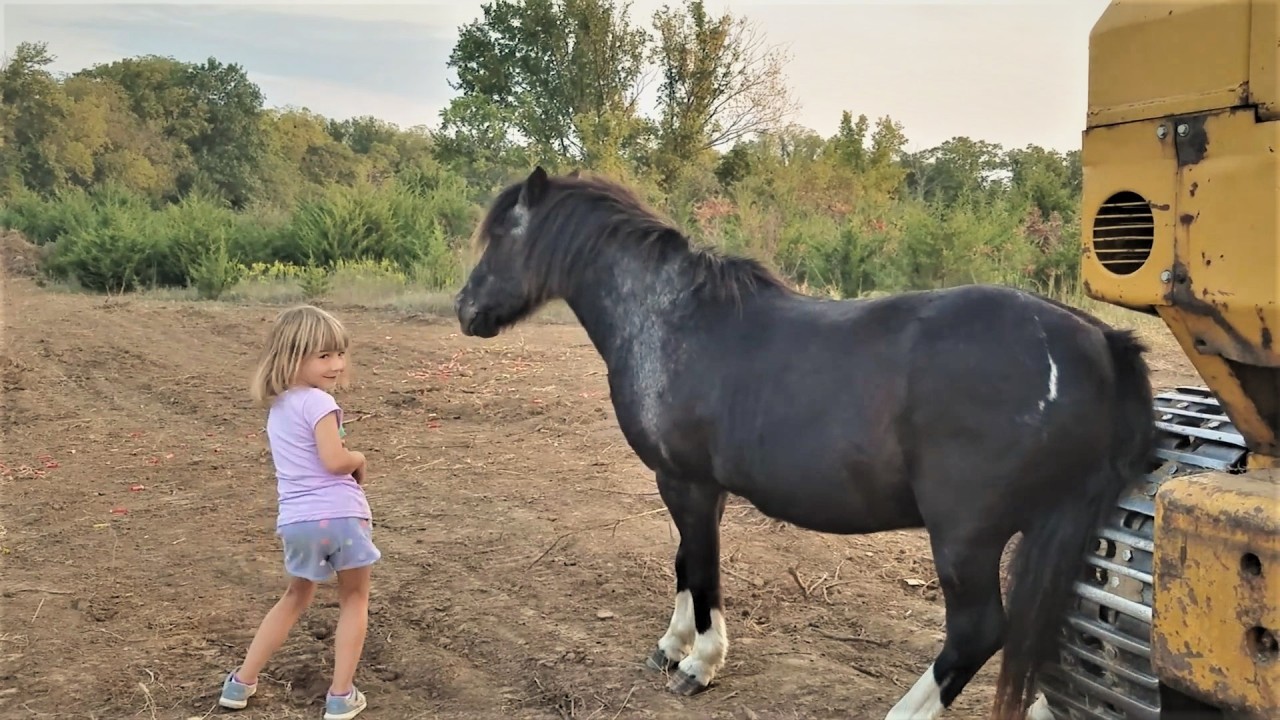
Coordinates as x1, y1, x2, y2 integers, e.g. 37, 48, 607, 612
455, 166, 553, 338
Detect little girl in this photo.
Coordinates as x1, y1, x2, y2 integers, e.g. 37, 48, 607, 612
219, 304, 377, 720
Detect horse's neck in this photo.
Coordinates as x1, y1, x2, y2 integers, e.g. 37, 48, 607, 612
565, 250, 690, 374
565, 250, 692, 446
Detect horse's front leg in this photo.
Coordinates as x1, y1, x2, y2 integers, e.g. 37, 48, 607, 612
646, 554, 693, 671
647, 471, 727, 696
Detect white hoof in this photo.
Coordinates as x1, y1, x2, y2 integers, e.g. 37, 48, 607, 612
885, 663, 945, 720
678, 608, 727, 682
656, 590, 695, 663
1027, 693, 1055, 720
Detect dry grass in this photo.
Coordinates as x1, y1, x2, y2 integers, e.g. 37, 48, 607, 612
1069, 293, 1168, 336
37, 272, 581, 325
0, 225, 1185, 356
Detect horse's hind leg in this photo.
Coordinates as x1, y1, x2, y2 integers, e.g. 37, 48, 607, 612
886, 531, 1008, 719
645, 471, 728, 696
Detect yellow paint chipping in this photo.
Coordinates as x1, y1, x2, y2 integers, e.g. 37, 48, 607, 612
1152, 471, 1280, 715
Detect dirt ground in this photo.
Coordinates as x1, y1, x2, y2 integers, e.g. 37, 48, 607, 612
0, 251, 1202, 720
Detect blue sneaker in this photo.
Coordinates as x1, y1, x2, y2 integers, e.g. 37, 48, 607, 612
323, 686, 367, 720
218, 670, 257, 709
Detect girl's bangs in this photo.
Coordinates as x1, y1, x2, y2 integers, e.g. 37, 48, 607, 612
310, 316, 350, 354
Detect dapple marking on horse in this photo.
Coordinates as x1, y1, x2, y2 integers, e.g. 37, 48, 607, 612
454, 167, 1156, 720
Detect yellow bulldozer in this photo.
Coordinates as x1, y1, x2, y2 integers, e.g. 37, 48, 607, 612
1037, 1, 1279, 718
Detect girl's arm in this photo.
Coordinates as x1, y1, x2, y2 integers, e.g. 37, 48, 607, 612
314, 411, 366, 475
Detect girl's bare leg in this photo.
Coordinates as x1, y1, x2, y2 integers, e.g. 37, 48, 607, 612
237, 577, 316, 683
329, 565, 371, 695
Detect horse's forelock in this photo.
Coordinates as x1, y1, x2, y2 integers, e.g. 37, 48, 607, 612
471, 182, 525, 251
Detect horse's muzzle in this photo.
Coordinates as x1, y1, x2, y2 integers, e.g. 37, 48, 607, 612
454, 295, 497, 338
454, 294, 477, 336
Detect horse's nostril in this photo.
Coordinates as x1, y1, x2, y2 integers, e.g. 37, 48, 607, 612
455, 297, 480, 332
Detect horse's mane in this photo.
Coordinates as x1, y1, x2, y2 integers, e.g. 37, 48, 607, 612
475, 171, 793, 303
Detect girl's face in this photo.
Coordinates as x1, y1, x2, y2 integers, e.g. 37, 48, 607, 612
295, 349, 347, 391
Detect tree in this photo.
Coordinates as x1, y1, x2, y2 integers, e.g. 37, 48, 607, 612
441, 0, 650, 167
1006, 144, 1081, 220
0, 41, 73, 193
829, 111, 870, 171
902, 136, 1006, 206
179, 58, 268, 207
0, 27, 1090, 307
77, 54, 266, 206
649, 0, 798, 185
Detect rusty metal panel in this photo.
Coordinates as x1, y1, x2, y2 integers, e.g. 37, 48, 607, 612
1152, 470, 1280, 716
1087, 0, 1251, 128
1162, 108, 1280, 365
1152, 107, 1280, 455
1079, 117, 1179, 311
1249, 0, 1280, 120
1083, 107, 1280, 459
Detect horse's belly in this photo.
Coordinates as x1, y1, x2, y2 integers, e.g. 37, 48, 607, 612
725, 466, 921, 535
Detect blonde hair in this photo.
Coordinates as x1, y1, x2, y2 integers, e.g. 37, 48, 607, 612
250, 304, 352, 405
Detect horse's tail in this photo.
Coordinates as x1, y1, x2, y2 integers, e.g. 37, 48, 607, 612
991, 327, 1155, 720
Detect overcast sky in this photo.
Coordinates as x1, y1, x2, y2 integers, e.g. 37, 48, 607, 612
1, 0, 1113, 153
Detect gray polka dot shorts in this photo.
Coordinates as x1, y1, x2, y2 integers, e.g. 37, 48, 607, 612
278, 517, 381, 581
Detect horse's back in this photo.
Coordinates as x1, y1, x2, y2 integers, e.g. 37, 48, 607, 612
691, 282, 1116, 443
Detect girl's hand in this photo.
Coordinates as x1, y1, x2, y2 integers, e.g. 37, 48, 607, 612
351, 451, 367, 485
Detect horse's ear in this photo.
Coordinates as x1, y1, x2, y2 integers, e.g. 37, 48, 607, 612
520, 166, 550, 208
568, 168, 582, 179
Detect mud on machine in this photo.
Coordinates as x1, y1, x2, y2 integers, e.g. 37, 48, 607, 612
1034, 2, 1280, 719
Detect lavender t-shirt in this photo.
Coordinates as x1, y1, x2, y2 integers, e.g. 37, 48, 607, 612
267, 387, 371, 528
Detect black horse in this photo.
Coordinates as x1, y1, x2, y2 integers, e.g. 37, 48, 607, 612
453, 167, 1155, 720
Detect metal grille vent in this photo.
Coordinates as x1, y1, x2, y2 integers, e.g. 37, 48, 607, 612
1091, 191, 1154, 275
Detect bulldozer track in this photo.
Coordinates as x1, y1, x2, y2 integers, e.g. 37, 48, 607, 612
1037, 386, 1249, 720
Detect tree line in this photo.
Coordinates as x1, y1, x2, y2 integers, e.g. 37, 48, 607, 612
0, 0, 1084, 301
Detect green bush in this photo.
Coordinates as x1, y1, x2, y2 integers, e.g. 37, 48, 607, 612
188, 237, 246, 300
151, 194, 245, 287
43, 200, 162, 292
279, 181, 456, 273
0, 186, 99, 245
0, 179, 473, 295
0, 168, 1078, 305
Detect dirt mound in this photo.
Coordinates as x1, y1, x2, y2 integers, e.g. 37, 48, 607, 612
0, 230, 43, 278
